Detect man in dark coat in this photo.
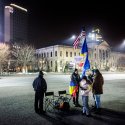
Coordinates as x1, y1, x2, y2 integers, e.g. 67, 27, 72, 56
33, 71, 47, 114
71, 68, 81, 107
92, 69, 104, 113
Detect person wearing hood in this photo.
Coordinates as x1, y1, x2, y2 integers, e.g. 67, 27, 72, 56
33, 71, 47, 114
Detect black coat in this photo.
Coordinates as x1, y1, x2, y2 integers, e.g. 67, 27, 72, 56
33, 75, 47, 92
71, 72, 80, 85
92, 73, 104, 94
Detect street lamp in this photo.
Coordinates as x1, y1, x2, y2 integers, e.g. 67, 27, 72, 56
88, 33, 96, 40
71, 35, 76, 39
70, 35, 76, 40
119, 40, 125, 51
88, 29, 103, 42
122, 40, 125, 52
123, 40, 125, 46
65, 35, 76, 44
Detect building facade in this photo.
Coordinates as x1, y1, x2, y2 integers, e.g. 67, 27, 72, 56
4, 4, 28, 43
0, 0, 4, 42
36, 45, 81, 72
36, 41, 125, 72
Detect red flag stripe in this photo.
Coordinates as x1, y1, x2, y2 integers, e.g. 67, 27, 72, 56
73, 31, 86, 49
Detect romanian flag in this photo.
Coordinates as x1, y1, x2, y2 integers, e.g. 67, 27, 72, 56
69, 81, 78, 97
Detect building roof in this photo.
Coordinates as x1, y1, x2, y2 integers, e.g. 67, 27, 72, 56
42, 37, 103, 49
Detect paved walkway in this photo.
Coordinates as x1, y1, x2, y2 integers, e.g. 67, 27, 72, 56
36, 107, 125, 125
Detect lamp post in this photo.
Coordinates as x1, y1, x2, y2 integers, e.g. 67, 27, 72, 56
70, 35, 76, 40
119, 40, 125, 52
123, 40, 125, 50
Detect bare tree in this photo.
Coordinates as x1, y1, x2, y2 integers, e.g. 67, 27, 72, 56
0, 43, 10, 74
12, 43, 35, 73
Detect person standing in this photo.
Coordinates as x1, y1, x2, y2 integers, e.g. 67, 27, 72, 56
70, 68, 81, 107
80, 76, 92, 117
33, 71, 47, 114
92, 69, 104, 113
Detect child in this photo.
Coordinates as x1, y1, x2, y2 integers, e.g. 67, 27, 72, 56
80, 76, 92, 117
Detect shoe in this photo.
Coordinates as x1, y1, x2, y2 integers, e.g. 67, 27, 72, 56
39, 110, 46, 114
35, 110, 39, 114
86, 114, 92, 117
82, 112, 86, 115
35, 109, 39, 113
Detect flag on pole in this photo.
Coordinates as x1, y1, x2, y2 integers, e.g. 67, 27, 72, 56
69, 81, 78, 97
81, 38, 90, 76
82, 53, 90, 76
73, 29, 86, 49
80, 38, 88, 56
80, 32, 90, 76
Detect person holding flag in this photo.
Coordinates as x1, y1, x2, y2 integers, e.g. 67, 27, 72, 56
69, 68, 81, 107
71, 27, 91, 107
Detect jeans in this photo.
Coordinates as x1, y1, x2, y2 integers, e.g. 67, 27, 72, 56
94, 94, 101, 108
82, 96, 90, 115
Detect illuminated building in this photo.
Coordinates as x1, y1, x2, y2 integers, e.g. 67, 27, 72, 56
4, 4, 28, 43
36, 29, 125, 72
0, 0, 4, 42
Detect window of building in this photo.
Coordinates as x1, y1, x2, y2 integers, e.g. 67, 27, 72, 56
70, 52, 72, 57
99, 49, 102, 59
106, 50, 108, 58
44, 53, 46, 58
55, 61, 57, 71
66, 51, 68, 57
55, 51, 57, 57
89, 53, 91, 58
74, 52, 76, 56
51, 61, 52, 67
47, 52, 49, 57
39, 54, 41, 58
51, 52, 52, 57
94, 53, 96, 59
36, 54, 39, 58
60, 61, 62, 66
60, 51, 62, 57
103, 50, 105, 60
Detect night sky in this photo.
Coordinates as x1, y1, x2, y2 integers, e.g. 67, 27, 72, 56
8, 0, 125, 49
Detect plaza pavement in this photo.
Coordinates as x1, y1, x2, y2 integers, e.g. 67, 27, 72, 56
0, 72, 125, 125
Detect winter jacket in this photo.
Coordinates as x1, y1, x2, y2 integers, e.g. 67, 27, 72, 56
71, 72, 80, 86
92, 73, 104, 94
80, 79, 91, 96
33, 75, 47, 92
